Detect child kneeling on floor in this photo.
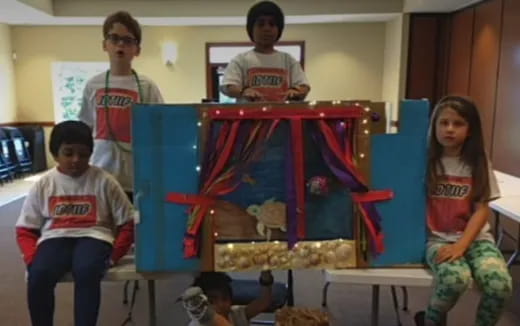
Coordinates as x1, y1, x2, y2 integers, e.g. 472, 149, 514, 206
181, 271, 274, 326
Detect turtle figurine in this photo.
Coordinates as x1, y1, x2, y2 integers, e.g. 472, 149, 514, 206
247, 198, 287, 239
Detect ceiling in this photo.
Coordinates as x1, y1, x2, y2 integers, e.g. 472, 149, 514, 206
0, 0, 483, 26
404, 0, 482, 12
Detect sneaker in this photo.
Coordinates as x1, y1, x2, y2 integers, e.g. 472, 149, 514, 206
179, 286, 215, 323
414, 311, 425, 326
414, 311, 447, 326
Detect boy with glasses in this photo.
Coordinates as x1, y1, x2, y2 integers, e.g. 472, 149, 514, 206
79, 11, 163, 200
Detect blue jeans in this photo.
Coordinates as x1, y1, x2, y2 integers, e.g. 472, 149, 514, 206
27, 237, 112, 326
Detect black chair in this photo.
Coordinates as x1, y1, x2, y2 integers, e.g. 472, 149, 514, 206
17, 125, 47, 173
0, 154, 13, 184
0, 128, 17, 179
1, 127, 33, 175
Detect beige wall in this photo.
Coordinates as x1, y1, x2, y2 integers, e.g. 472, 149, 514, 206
54, 0, 402, 17
382, 15, 404, 123
12, 23, 385, 122
18, 0, 54, 14
398, 14, 410, 104
0, 24, 17, 123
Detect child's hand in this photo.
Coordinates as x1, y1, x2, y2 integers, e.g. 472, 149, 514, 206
259, 270, 274, 286
284, 88, 302, 101
436, 243, 466, 263
241, 88, 264, 102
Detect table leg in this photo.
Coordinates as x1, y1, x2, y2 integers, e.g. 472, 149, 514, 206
148, 280, 157, 326
506, 227, 520, 267
401, 286, 409, 311
495, 211, 504, 246
371, 285, 380, 326
390, 286, 402, 326
321, 281, 331, 307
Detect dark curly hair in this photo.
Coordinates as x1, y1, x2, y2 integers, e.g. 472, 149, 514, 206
192, 272, 233, 302
246, 1, 285, 42
49, 120, 93, 157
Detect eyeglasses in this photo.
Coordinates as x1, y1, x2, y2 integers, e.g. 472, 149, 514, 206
106, 33, 138, 46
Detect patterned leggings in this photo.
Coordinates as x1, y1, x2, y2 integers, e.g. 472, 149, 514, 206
425, 240, 512, 326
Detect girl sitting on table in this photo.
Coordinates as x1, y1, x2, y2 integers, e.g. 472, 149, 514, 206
414, 96, 512, 326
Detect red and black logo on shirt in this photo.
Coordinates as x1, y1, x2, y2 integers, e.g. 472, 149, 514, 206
431, 182, 470, 198
428, 175, 472, 233
49, 195, 97, 229
94, 88, 139, 143
247, 68, 288, 101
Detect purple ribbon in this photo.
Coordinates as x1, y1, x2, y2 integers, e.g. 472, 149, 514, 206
360, 202, 382, 233
311, 120, 384, 255
334, 120, 347, 150
311, 121, 367, 192
285, 126, 298, 248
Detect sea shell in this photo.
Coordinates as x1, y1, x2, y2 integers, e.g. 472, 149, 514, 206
253, 254, 268, 265
298, 247, 310, 258
324, 241, 336, 250
231, 248, 244, 259
217, 247, 229, 257
335, 243, 353, 261
309, 253, 321, 265
269, 255, 280, 267
274, 242, 285, 251
292, 256, 306, 269
325, 251, 337, 264
216, 259, 227, 269
237, 256, 251, 269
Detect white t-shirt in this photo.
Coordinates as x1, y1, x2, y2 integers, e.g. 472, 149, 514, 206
428, 156, 500, 243
221, 50, 309, 102
188, 306, 249, 326
16, 166, 135, 245
78, 71, 164, 191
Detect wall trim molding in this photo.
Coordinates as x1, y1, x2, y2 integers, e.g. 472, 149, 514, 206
0, 122, 55, 127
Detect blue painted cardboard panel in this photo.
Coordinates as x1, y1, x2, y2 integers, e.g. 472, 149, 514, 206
132, 100, 430, 271
370, 100, 429, 266
133, 104, 201, 272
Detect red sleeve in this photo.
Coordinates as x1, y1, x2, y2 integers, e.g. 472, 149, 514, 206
111, 221, 134, 264
16, 227, 40, 265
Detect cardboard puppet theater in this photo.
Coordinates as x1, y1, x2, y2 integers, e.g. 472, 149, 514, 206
132, 100, 430, 273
